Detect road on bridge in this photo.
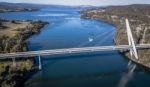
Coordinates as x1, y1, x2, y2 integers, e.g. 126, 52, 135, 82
0, 44, 150, 59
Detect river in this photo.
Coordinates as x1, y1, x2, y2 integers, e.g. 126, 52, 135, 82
0, 7, 150, 87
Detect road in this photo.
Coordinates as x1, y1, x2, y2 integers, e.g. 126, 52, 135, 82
0, 44, 150, 59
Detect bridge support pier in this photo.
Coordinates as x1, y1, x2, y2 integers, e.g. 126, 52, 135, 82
38, 55, 42, 70
12, 58, 16, 68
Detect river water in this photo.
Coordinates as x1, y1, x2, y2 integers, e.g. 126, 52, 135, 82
0, 7, 150, 87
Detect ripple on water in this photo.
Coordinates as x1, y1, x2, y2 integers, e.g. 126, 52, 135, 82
37, 13, 69, 17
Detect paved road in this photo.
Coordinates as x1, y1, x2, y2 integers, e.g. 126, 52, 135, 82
0, 44, 150, 59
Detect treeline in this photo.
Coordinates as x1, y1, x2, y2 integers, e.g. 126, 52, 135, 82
0, 21, 48, 53
0, 60, 33, 87
0, 19, 48, 87
0, 2, 38, 12
81, 4, 150, 68
81, 4, 150, 44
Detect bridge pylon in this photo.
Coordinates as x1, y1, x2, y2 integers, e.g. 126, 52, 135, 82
125, 19, 138, 60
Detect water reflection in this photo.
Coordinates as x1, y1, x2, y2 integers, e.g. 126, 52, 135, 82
37, 13, 70, 17
95, 30, 114, 46
78, 29, 114, 47
118, 61, 136, 87
88, 33, 94, 42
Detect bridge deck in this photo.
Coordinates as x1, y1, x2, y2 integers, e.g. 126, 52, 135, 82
0, 44, 150, 59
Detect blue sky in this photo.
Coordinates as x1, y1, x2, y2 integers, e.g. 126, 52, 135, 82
0, 0, 150, 6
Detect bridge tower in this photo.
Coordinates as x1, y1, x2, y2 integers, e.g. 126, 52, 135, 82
125, 19, 138, 60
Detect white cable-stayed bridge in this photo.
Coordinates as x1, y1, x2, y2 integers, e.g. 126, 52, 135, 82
0, 44, 150, 59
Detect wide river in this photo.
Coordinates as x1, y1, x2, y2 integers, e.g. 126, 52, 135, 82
1, 7, 150, 87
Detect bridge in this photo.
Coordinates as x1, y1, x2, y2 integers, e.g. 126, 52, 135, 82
0, 19, 150, 70
0, 44, 150, 59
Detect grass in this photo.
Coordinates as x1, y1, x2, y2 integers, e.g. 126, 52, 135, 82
0, 21, 33, 37
0, 19, 47, 87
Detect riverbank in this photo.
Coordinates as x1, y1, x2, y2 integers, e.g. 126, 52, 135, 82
0, 2, 38, 13
0, 8, 38, 13
81, 4, 150, 68
0, 18, 48, 87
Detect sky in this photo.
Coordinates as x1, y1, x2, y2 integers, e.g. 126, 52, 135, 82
0, 0, 150, 6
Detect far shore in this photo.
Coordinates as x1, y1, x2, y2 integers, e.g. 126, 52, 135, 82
81, 4, 150, 69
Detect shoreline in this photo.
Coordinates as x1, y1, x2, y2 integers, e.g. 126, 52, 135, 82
0, 3, 39, 13
0, 18, 48, 87
81, 5, 150, 69
0, 9, 39, 13
83, 16, 150, 69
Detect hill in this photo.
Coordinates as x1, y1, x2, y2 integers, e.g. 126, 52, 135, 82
81, 4, 150, 68
0, 2, 38, 12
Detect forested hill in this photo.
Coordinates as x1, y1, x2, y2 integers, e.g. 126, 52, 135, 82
0, 2, 38, 12
0, 2, 97, 12
81, 4, 150, 68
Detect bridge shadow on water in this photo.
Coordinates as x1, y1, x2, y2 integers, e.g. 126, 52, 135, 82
40, 51, 120, 61
39, 51, 121, 69
28, 51, 150, 87
26, 51, 126, 86
33, 51, 120, 69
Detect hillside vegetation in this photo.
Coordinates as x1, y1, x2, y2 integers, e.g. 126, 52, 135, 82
81, 4, 150, 68
0, 19, 48, 87
0, 2, 38, 12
